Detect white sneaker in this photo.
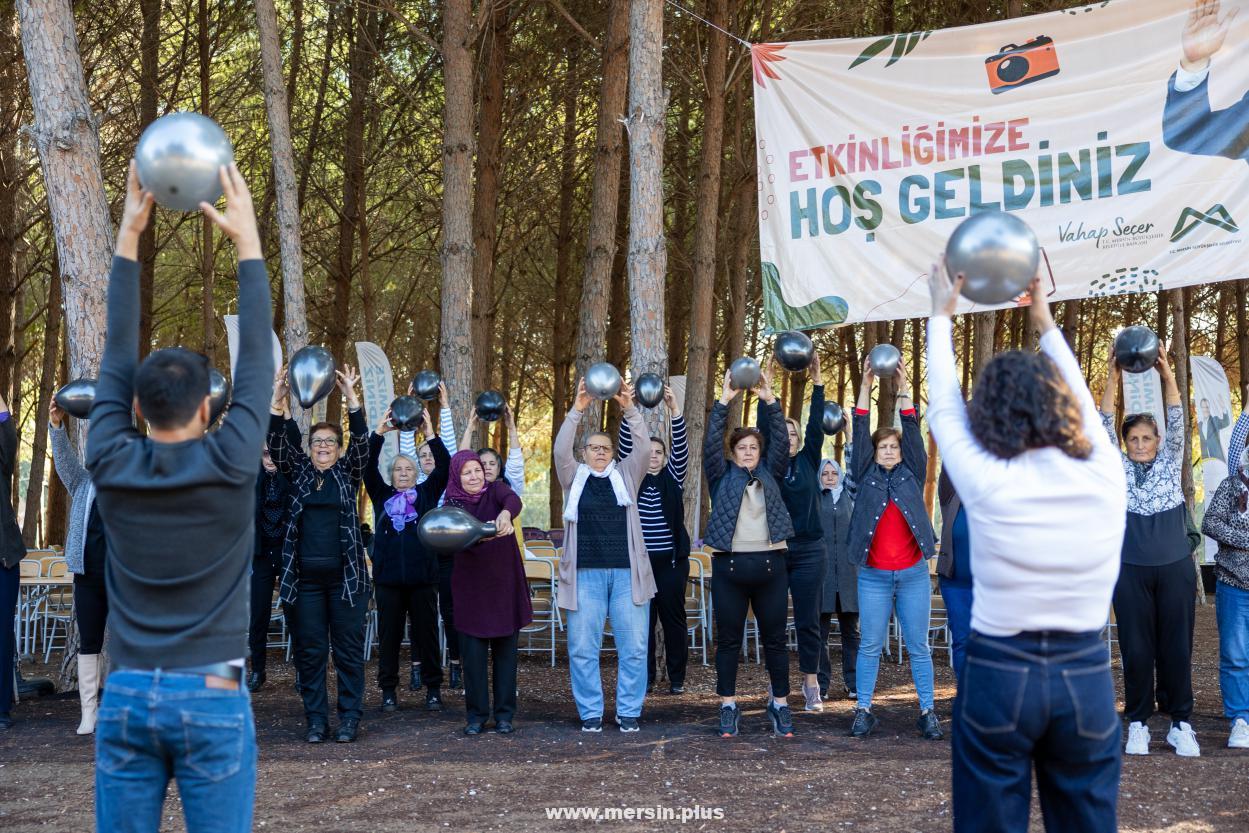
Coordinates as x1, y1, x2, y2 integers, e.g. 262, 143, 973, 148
1166, 722, 1200, 757
1229, 718, 1249, 749
1125, 721, 1150, 755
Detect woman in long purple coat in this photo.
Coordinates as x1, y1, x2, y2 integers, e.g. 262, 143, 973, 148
444, 450, 533, 735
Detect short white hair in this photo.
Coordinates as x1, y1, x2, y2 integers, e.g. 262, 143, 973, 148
389, 453, 419, 479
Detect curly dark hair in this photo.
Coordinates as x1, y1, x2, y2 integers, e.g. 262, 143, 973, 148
967, 350, 1092, 461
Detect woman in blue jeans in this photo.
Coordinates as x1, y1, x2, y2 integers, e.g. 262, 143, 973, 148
1201, 448, 1249, 750
847, 354, 940, 740
553, 378, 657, 733
936, 469, 973, 683
928, 268, 1127, 833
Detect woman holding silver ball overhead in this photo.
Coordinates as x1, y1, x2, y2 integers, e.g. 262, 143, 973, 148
1099, 343, 1199, 758
759, 352, 828, 712
847, 353, 941, 741
363, 403, 450, 715
704, 365, 797, 739
268, 365, 371, 744
617, 384, 691, 695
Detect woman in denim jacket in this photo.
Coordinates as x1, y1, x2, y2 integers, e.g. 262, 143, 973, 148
846, 354, 939, 741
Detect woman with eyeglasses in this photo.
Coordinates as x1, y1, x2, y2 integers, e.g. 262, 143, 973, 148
703, 365, 797, 738
363, 403, 450, 714
554, 378, 656, 733
268, 365, 371, 744
1100, 344, 1198, 757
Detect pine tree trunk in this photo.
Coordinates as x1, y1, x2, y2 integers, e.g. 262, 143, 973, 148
626, 0, 668, 430
326, 4, 380, 424
571, 0, 629, 440
22, 271, 60, 545
469, 0, 513, 402
254, 0, 310, 413
18, 0, 114, 388
0, 6, 19, 404
198, 0, 216, 364
439, 0, 477, 426
681, 0, 728, 501
137, 0, 158, 359
548, 41, 581, 524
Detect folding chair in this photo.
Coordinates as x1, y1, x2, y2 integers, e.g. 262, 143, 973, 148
521, 558, 559, 666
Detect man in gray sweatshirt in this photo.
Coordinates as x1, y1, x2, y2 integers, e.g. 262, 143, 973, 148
86, 161, 272, 833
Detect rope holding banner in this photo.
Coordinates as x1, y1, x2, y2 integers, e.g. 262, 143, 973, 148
663, 0, 753, 50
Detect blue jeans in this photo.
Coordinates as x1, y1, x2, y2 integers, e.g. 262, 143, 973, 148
856, 561, 934, 711
1216, 581, 1249, 723
567, 568, 649, 720
96, 670, 256, 833
952, 630, 1120, 833
939, 578, 974, 685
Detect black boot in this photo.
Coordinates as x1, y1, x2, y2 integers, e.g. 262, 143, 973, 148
409, 663, 422, 692
381, 688, 398, 712
306, 720, 328, 743
246, 671, 266, 693
335, 718, 359, 743
449, 662, 462, 691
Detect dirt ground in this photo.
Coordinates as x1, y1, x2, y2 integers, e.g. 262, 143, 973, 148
2, 604, 1247, 833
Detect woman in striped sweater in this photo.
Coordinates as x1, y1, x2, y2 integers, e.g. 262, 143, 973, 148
617, 384, 691, 694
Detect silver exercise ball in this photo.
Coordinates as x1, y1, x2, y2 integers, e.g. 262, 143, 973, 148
729, 357, 761, 391
135, 112, 235, 212
868, 343, 901, 377
585, 362, 622, 400
945, 212, 1039, 305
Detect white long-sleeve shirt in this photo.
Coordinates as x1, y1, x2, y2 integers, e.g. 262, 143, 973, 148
926, 316, 1126, 637
398, 407, 457, 485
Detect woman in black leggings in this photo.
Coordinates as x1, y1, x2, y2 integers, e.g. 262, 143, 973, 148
702, 365, 796, 738
49, 400, 109, 735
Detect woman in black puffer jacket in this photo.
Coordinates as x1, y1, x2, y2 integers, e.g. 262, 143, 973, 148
363, 405, 449, 714
703, 365, 796, 740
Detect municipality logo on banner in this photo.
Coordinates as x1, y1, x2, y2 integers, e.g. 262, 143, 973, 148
1169, 204, 1239, 241
752, 0, 1249, 329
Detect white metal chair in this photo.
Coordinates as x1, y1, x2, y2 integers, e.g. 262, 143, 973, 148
521, 558, 559, 666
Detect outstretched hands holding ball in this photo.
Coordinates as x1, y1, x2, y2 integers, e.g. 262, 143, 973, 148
116, 160, 156, 260
199, 164, 262, 262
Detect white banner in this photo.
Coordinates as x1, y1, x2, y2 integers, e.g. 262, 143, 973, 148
1121, 368, 1166, 443
222, 315, 284, 380
1192, 355, 1234, 564
355, 341, 397, 484
753, 0, 1249, 329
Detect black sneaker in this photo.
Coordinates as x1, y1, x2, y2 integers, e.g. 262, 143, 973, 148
335, 718, 359, 743
617, 716, 640, 733
495, 721, 514, 734
426, 689, 443, 711
766, 702, 795, 738
849, 708, 879, 738
246, 671, 266, 693
669, 683, 685, 695
918, 709, 943, 740
381, 688, 398, 712
463, 723, 483, 735
581, 717, 603, 733
718, 704, 740, 738
449, 662, 463, 691
409, 664, 422, 692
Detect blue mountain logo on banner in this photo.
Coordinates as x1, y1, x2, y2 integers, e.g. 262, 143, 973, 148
1169, 204, 1239, 242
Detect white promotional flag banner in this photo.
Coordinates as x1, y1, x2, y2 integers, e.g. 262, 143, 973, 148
1121, 368, 1166, 443
222, 315, 285, 379
356, 341, 397, 484
1192, 355, 1235, 565
753, 0, 1248, 329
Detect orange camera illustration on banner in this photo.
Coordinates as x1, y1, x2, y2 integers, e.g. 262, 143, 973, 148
985, 36, 1060, 94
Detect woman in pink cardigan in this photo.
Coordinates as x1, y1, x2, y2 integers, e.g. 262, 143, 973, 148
554, 378, 657, 733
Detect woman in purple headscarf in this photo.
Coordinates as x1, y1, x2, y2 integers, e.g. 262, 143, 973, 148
363, 405, 450, 713
444, 449, 532, 735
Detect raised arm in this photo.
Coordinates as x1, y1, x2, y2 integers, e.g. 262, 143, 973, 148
924, 264, 1003, 503
703, 401, 729, 484
49, 423, 89, 494
504, 447, 525, 492
802, 382, 826, 468
342, 407, 370, 485
763, 399, 789, 478
614, 383, 650, 484
616, 412, 634, 460
87, 164, 151, 478
667, 414, 689, 485
437, 383, 457, 456
555, 378, 592, 490
267, 414, 308, 480
422, 430, 451, 501
362, 432, 391, 505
